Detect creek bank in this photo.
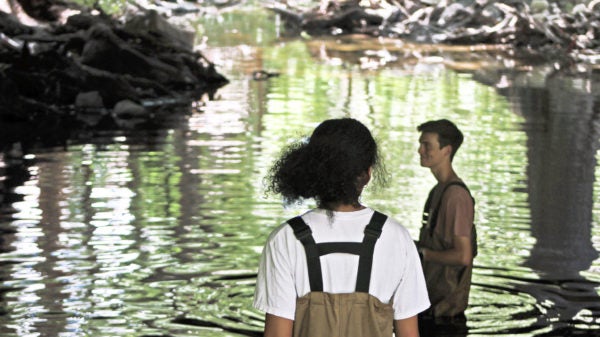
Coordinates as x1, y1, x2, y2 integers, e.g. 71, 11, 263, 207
268, 0, 600, 65
0, 0, 228, 138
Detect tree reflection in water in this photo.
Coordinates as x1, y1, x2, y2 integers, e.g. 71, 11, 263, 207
475, 66, 600, 336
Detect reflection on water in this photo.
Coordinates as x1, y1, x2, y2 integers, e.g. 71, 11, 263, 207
497, 69, 600, 334
1, 5, 600, 337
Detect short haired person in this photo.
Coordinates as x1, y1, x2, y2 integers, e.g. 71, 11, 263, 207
253, 118, 430, 337
414, 119, 476, 332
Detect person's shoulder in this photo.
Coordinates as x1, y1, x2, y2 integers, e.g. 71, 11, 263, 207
443, 182, 474, 209
264, 222, 288, 243
375, 213, 416, 253
265, 217, 297, 243
376, 211, 412, 237
266, 209, 316, 242
445, 181, 472, 197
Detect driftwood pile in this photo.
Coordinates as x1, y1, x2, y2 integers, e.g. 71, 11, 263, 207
268, 0, 600, 64
0, 0, 228, 129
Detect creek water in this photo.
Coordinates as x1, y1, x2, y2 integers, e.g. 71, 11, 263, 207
1, 4, 600, 337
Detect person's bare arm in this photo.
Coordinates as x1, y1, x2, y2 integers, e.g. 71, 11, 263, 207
394, 315, 419, 337
421, 235, 472, 266
264, 313, 293, 337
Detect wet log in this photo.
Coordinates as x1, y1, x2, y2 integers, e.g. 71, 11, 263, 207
0, 0, 228, 129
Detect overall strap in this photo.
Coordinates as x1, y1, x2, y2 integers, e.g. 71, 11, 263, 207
355, 211, 387, 292
288, 216, 323, 291
423, 181, 474, 235
287, 211, 388, 293
422, 188, 436, 227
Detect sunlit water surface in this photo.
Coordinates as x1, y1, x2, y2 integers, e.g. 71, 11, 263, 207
1, 4, 599, 337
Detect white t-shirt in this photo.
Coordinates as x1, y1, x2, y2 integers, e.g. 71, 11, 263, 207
253, 207, 430, 321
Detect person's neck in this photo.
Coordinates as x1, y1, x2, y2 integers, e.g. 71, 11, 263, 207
431, 164, 458, 184
331, 203, 366, 212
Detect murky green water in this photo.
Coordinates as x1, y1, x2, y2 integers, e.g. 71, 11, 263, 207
1, 3, 599, 337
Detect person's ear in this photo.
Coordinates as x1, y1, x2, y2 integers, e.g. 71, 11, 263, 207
442, 145, 452, 158
358, 168, 372, 187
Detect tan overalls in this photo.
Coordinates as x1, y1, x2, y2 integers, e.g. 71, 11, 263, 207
287, 211, 394, 337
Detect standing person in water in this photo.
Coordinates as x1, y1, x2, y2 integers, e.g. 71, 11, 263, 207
414, 119, 476, 334
253, 118, 430, 337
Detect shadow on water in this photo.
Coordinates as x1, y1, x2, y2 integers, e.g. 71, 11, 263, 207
472, 65, 600, 335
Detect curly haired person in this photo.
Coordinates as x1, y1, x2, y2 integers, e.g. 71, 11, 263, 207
253, 118, 430, 337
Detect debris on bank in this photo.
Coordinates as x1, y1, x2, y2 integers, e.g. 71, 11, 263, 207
267, 0, 600, 65
0, 0, 229, 129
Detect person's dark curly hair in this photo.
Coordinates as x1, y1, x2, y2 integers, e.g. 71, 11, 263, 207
266, 118, 386, 210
